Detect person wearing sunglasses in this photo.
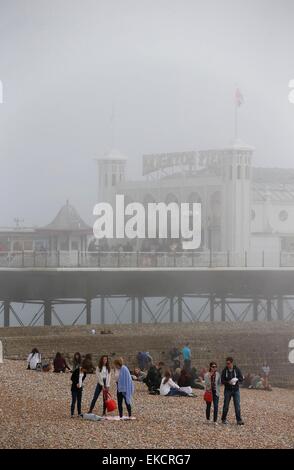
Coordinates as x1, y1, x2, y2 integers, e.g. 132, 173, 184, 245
221, 357, 244, 425
204, 362, 221, 424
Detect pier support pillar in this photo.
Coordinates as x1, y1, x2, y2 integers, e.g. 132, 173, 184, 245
266, 298, 272, 321
44, 300, 52, 326
86, 299, 91, 325
210, 294, 215, 322
253, 297, 259, 321
131, 297, 136, 324
221, 297, 226, 322
100, 297, 105, 325
178, 297, 183, 323
277, 295, 284, 321
4, 301, 10, 327
138, 297, 143, 324
169, 297, 174, 323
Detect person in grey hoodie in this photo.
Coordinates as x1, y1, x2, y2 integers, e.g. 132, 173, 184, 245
204, 362, 221, 423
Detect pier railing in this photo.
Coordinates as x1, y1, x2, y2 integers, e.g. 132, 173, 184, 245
0, 250, 294, 268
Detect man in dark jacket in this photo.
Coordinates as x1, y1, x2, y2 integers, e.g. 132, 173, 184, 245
221, 357, 244, 425
144, 362, 164, 394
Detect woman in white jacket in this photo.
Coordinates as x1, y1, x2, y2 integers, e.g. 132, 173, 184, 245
27, 348, 41, 370
160, 369, 189, 396
88, 355, 111, 415
204, 362, 221, 423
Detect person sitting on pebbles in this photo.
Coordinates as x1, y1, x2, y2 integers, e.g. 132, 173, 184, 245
131, 367, 147, 382
53, 352, 71, 373
160, 369, 190, 397
27, 348, 41, 370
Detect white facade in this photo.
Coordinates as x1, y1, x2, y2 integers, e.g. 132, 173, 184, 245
96, 146, 294, 254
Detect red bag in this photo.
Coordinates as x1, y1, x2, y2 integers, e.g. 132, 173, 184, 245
203, 390, 213, 403
103, 390, 117, 412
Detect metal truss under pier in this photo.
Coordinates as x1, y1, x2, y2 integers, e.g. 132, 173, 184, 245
1, 294, 294, 327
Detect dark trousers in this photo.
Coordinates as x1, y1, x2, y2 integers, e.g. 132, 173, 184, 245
221, 388, 242, 422
117, 391, 132, 418
167, 388, 189, 397
184, 359, 191, 369
71, 389, 82, 416
89, 382, 107, 415
206, 390, 219, 422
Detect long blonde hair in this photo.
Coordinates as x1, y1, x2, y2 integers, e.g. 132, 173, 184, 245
113, 357, 123, 368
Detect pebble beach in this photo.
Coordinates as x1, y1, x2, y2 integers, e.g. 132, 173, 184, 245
0, 360, 293, 449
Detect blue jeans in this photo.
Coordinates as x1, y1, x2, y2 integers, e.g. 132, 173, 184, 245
117, 391, 132, 418
221, 388, 242, 422
71, 389, 82, 416
206, 390, 219, 422
184, 359, 191, 369
89, 379, 107, 414
167, 388, 189, 397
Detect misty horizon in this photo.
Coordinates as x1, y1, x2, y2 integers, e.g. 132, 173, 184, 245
0, 0, 294, 227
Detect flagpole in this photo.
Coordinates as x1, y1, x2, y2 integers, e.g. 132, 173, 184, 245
234, 100, 238, 142
110, 103, 115, 149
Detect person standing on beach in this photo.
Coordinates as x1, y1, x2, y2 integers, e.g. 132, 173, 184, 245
182, 343, 191, 369
261, 363, 270, 390
114, 358, 134, 419
221, 357, 244, 425
204, 362, 221, 424
88, 355, 111, 416
70, 361, 88, 417
72, 352, 82, 371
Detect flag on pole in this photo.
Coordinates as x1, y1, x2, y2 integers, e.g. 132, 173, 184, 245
235, 88, 244, 107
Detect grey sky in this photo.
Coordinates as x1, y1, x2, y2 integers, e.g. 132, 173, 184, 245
0, 0, 294, 226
